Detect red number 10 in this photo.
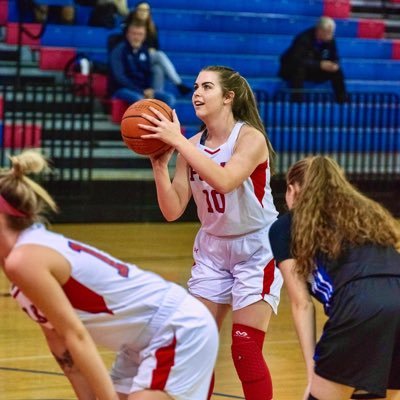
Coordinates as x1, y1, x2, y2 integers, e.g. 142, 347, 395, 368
203, 189, 225, 213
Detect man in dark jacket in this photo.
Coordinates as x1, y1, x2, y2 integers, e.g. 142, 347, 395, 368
278, 16, 347, 103
108, 20, 176, 107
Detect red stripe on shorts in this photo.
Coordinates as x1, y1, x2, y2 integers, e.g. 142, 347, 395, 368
262, 259, 275, 297
150, 335, 177, 390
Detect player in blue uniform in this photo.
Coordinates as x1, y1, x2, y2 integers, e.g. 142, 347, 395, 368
269, 156, 400, 400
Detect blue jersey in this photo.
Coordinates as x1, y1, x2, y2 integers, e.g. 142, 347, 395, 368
268, 212, 400, 315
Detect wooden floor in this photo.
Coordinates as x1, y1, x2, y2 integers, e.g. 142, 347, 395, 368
0, 222, 327, 400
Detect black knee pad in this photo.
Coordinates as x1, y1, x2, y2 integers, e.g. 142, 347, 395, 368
308, 395, 319, 400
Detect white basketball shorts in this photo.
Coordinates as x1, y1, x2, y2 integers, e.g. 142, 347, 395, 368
110, 293, 218, 400
188, 226, 283, 313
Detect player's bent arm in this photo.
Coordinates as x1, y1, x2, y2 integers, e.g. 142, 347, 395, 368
175, 127, 268, 194
279, 258, 316, 385
154, 153, 192, 221
4, 246, 118, 400
42, 327, 97, 400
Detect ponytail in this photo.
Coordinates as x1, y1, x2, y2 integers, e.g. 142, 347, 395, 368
0, 149, 57, 230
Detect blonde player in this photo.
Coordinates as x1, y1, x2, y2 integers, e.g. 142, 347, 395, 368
1, 150, 218, 400
139, 65, 283, 400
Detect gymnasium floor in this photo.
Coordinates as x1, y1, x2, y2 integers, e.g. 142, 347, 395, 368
0, 222, 327, 400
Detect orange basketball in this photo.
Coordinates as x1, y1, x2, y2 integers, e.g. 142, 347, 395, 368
120, 99, 173, 156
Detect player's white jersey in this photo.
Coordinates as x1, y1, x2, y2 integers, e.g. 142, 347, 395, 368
189, 121, 278, 236
11, 223, 187, 351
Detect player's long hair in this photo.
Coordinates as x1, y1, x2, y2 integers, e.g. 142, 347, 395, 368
288, 156, 400, 278
201, 65, 276, 174
0, 149, 57, 230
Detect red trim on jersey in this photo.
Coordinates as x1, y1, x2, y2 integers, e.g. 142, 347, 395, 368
63, 277, 113, 315
204, 148, 221, 155
250, 160, 268, 207
11, 285, 21, 298
150, 335, 177, 390
262, 259, 275, 297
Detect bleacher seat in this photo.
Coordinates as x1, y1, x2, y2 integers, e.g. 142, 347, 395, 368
323, 0, 350, 19
357, 19, 385, 39
0, 0, 8, 25
0, 122, 42, 148
3, 0, 400, 138
39, 46, 76, 70
110, 98, 128, 123
152, 9, 359, 37
6, 22, 41, 46
139, 0, 324, 16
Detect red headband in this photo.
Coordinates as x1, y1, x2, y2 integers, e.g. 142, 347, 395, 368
0, 195, 28, 217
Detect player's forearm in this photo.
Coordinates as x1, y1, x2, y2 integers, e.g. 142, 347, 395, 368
66, 368, 98, 400
175, 139, 234, 193
152, 166, 185, 220
64, 331, 117, 400
291, 300, 316, 381
51, 347, 96, 400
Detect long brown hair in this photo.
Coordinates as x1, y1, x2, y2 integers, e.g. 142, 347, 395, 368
0, 150, 57, 231
200, 65, 276, 174
288, 156, 400, 277
127, 2, 157, 42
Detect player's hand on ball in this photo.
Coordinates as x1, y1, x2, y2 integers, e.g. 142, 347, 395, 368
139, 108, 184, 148
149, 146, 175, 167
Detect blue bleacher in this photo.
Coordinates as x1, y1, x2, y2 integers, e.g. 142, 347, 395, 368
38, 25, 394, 62
132, 0, 324, 16
6, 0, 399, 143
269, 126, 400, 152
152, 9, 359, 37
158, 31, 393, 60
176, 95, 400, 127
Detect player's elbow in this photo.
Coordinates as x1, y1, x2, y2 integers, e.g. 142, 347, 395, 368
292, 297, 314, 312
162, 208, 184, 222
212, 181, 237, 195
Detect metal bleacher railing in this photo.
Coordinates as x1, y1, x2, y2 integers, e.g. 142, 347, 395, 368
0, 81, 95, 200
1, 82, 399, 219
256, 90, 400, 180
1, 85, 399, 181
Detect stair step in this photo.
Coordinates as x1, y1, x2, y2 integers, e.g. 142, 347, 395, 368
0, 49, 19, 61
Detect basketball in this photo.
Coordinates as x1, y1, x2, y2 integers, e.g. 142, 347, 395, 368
120, 99, 173, 156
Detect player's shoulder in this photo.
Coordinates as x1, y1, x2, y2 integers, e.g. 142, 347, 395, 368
237, 124, 266, 145
269, 212, 292, 238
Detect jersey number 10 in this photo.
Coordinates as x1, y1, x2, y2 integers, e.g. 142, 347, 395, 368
203, 189, 226, 213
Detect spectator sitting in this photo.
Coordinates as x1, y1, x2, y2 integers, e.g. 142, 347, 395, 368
278, 16, 348, 103
32, 0, 75, 24
108, 19, 176, 108
125, 2, 192, 96
88, 0, 129, 29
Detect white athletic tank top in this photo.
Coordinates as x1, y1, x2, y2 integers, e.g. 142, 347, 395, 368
189, 121, 278, 236
11, 224, 186, 351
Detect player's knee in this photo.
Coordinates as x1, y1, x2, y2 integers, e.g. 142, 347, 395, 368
231, 339, 267, 382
